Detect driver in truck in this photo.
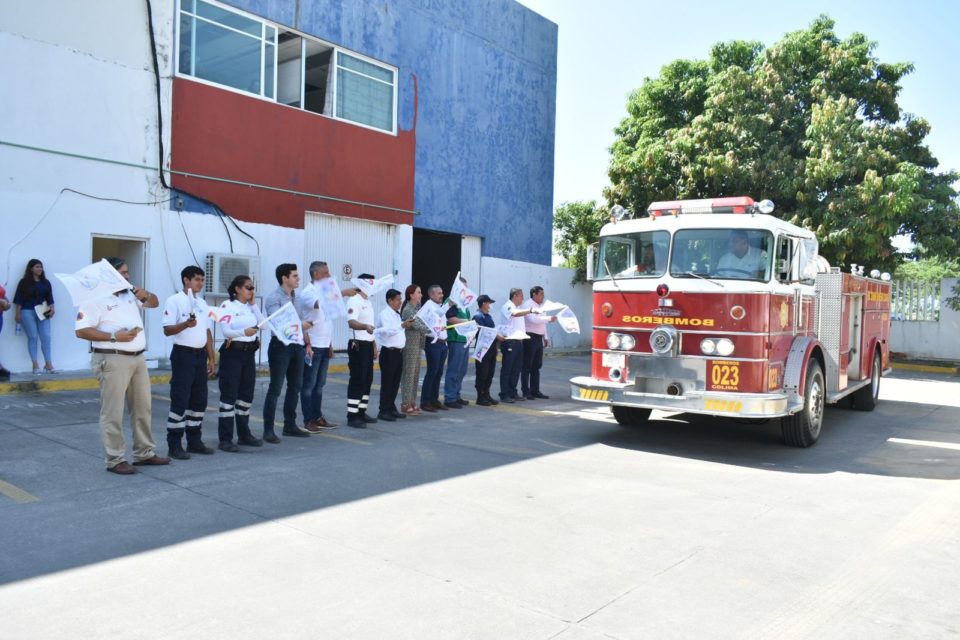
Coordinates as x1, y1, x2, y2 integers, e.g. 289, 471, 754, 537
716, 229, 766, 279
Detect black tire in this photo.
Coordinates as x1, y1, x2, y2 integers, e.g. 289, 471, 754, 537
781, 361, 825, 447
612, 406, 652, 426
852, 351, 881, 412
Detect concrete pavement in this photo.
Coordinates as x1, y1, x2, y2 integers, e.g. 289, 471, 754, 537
1, 356, 958, 639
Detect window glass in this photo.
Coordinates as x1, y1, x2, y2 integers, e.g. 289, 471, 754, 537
336, 67, 394, 131
671, 228, 773, 281
178, 12, 194, 75
595, 231, 670, 279
338, 52, 394, 83
193, 18, 262, 94
196, 0, 261, 36
263, 42, 275, 99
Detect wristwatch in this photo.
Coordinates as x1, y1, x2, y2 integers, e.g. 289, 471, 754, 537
110, 332, 117, 343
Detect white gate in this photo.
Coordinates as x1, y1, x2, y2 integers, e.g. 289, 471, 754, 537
304, 212, 397, 349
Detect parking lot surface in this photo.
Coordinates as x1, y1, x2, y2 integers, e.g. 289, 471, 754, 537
1, 356, 958, 639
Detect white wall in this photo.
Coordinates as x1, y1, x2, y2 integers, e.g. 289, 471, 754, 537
480, 257, 592, 349
890, 278, 960, 361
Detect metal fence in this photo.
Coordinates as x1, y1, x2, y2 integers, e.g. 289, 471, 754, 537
891, 279, 940, 322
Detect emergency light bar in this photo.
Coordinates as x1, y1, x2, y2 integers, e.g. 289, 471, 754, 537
646, 196, 773, 217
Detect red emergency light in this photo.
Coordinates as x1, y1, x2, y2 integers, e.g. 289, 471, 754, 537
647, 196, 757, 217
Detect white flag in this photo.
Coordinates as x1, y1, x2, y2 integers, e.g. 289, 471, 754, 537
351, 273, 394, 297
452, 320, 478, 343
316, 277, 348, 319
261, 301, 304, 345
557, 306, 580, 334
55, 259, 131, 306
449, 272, 478, 309
472, 326, 498, 361
415, 304, 445, 343
538, 299, 567, 315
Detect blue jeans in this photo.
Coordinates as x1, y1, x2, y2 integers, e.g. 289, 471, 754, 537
420, 340, 448, 406
444, 341, 469, 403
300, 347, 331, 423
20, 311, 52, 366
263, 338, 304, 431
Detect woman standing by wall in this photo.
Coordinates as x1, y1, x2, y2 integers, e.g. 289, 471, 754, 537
399, 284, 431, 415
14, 259, 57, 374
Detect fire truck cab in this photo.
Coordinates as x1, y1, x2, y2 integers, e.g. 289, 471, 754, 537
570, 196, 892, 447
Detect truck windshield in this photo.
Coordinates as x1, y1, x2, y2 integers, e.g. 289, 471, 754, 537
670, 228, 774, 281
595, 230, 670, 279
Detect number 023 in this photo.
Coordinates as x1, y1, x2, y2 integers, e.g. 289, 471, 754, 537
711, 363, 739, 387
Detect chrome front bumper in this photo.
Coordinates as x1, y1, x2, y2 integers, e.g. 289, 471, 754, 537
570, 375, 796, 418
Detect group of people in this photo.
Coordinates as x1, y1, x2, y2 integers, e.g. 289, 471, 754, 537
0, 258, 60, 379
67, 258, 558, 475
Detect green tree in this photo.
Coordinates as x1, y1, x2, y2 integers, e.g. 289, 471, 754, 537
893, 254, 960, 282
607, 15, 960, 273
553, 200, 608, 283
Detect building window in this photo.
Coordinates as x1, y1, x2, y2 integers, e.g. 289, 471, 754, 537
177, 0, 396, 134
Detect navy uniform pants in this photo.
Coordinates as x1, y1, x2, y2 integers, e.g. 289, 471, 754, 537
521, 333, 545, 395
167, 345, 209, 450
347, 339, 375, 417
218, 344, 257, 443
499, 339, 523, 399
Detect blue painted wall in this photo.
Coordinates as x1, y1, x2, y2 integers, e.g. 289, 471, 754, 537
223, 0, 558, 265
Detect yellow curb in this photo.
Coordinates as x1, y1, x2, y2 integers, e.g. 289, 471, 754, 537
891, 362, 958, 375
0, 478, 40, 503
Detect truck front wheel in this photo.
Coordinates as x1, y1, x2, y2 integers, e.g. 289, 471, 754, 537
852, 351, 881, 412
612, 406, 652, 426
781, 361, 825, 447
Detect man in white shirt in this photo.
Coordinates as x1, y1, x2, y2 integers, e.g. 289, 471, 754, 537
499, 288, 539, 403
162, 266, 216, 460
298, 261, 357, 432
520, 285, 557, 400
419, 284, 449, 411
346, 273, 378, 428
75, 257, 169, 474
375, 288, 412, 421
716, 230, 767, 279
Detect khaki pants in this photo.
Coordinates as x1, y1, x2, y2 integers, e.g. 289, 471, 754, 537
93, 352, 156, 467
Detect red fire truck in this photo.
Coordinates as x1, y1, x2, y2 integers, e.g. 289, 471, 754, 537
570, 196, 892, 447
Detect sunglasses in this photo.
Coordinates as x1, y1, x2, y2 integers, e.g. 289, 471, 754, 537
243, 285, 255, 291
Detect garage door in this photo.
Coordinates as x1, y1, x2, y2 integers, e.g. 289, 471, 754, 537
304, 212, 396, 350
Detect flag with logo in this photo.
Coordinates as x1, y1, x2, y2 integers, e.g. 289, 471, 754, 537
316, 277, 348, 319
449, 272, 478, 309
351, 273, 394, 297
472, 326, 499, 361
451, 319, 478, 343
55, 259, 131, 306
557, 306, 580, 334
261, 301, 304, 345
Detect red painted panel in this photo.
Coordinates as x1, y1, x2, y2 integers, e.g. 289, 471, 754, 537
170, 78, 416, 229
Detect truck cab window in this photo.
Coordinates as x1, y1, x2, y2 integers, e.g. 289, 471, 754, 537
671, 228, 773, 281
596, 231, 670, 279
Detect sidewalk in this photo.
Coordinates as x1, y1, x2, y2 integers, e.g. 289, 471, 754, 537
0, 348, 593, 395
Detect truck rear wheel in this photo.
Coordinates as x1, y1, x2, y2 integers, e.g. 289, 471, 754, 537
781, 361, 825, 447
853, 351, 881, 412
612, 406, 652, 426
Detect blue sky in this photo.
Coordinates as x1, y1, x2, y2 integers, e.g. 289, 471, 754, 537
517, 0, 960, 210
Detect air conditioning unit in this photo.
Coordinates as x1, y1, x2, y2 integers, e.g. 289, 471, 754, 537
205, 253, 260, 296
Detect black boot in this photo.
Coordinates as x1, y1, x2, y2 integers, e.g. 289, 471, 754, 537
186, 427, 215, 454
167, 428, 190, 460
236, 423, 263, 447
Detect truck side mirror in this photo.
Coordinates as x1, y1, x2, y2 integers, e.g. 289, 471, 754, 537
586, 243, 598, 282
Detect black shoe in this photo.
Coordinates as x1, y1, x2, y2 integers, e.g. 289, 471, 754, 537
263, 433, 281, 444
237, 435, 263, 447
514, 395, 526, 401
0, 368, 10, 380
391, 408, 407, 420
187, 442, 215, 455
532, 392, 550, 399
282, 427, 310, 438
476, 397, 492, 406
218, 441, 240, 452
500, 396, 515, 404
443, 401, 462, 409
168, 448, 191, 460
488, 396, 500, 405
361, 413, 378, 424
347, 416, 367, 429
457, 398, 470, 406
524, 394, 536, 401
377, 412, 396, 422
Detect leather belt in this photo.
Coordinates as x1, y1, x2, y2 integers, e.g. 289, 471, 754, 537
93, 348, 145, 356
173, 344, 206, 353
226, 340, 259, 352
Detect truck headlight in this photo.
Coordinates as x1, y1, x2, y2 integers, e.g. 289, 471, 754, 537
700, 339, 716, 355
606, 332, 635, 351
715, 338, 735, 356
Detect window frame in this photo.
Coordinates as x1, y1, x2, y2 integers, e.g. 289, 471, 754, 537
175, 0, 399, 136
669, 227, 775, 283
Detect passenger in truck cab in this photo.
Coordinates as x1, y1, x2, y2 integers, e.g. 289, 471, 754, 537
618, 243, 660, 276
715, 229, 767, 279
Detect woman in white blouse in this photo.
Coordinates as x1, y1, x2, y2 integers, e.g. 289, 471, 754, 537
215, 275, 265, 451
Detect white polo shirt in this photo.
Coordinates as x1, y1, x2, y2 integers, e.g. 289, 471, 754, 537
217, 299, 264, 343
162, 291, 211, 348
500, 301, 529, 340
716, 247, 767, 277
297, 281, 333, 348
346, 294, 375, 342
376, 307, 406, 349
76, 290, 146, 352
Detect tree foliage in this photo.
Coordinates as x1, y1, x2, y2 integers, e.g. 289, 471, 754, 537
893, 254, 960, 283
606, 15, 960, 273
553, 200, 608, 283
